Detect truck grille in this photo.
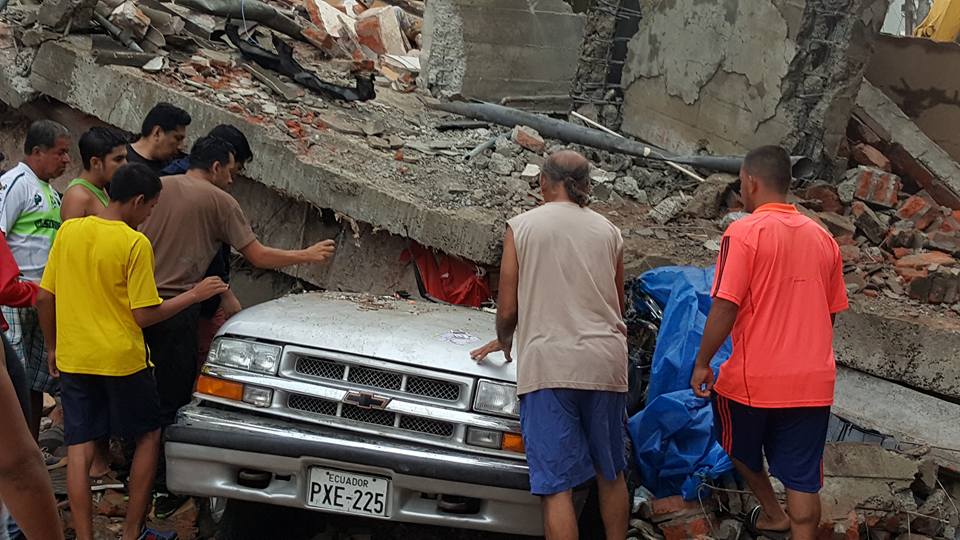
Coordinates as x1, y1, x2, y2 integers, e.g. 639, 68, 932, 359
294, 357, 461, 402
287, 393, 456, 439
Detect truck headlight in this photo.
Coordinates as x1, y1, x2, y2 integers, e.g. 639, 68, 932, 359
208, 338, 281, 375
473, 380, 520, 418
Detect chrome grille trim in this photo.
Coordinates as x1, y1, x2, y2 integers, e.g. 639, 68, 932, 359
287, 393, 456, 439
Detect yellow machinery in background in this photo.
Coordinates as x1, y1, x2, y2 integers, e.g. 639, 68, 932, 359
914, 0, 960, 42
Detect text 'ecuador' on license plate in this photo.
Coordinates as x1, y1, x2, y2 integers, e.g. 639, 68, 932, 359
306, 467, 390, 517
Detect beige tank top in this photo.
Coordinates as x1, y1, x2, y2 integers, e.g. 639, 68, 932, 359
507, 202, 628, 395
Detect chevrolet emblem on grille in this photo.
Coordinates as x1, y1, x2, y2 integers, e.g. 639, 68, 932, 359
343, 391, 391, 410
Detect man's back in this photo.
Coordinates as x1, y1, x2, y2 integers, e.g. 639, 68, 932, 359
40, 217, 161, 376
712, 203, 847, 407
507, 202, 627, 395
139, 174, 254, 298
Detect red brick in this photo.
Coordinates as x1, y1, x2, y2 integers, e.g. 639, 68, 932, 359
511, 125, 546, 154
893, 247, 913, 259
803, 183, 844, 214
355, 6, 408, 56
850, 167, 901, 209
659, 515, 717, 540
649, 496, 698, 518
887, 143, 960, 210
940, 216, 960, 234
852, 143, 892, 171
895, 251, 957, 270
839, 244, 861, 263
896, 266, 929, 282
897, 192, 940, 231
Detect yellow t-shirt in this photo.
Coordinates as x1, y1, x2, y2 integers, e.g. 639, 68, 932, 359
40, 216, 163, 376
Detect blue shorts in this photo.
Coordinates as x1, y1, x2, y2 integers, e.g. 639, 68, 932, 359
713, 394, 830, 493
519, 389, 627, 496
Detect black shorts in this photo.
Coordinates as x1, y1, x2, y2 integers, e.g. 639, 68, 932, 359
143, 304, 201, 426
60, 369, 161, 446
713, 394, 830, 493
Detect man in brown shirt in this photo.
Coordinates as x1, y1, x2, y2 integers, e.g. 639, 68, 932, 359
139, 136, 335, 428
472, 150, 629, 540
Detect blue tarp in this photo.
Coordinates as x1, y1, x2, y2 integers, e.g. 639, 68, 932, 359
627, 266, 735, 500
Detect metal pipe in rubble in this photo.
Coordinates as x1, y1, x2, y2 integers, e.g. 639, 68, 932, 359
428, 100, 815, 180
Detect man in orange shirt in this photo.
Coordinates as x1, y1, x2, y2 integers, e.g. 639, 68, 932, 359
690, 146, 848, 540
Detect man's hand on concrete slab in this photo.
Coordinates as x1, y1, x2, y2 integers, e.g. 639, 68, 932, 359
304, 239, 336, 264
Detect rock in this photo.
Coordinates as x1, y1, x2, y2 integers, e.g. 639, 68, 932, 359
614, 176, 646, 202
488, 153, 515, 176
141, 56, 165, 73
593, 182, 613, 201
590, 168, 617, 184
895, 251, 957, 270
684, 173, 737, 219
200, 48, 233, 69
520, 164, 541, 181
511, 125, 546, 154
897, 192, 942, 231
262, 102, 278, 116
20, 28, 60, 48
38, 0, 96, 31
721, 211, 750, 229
818, 212, 856, 239
494, 137, 522, 157
648, 195, 686, 225
94, 490, 127, 518
110, 1, 152, 39
851, 201, 887, 245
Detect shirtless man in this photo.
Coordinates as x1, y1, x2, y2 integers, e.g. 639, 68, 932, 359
60, 127, 129, 221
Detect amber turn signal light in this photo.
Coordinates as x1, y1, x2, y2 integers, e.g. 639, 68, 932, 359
197, 375, 244, 401
502, 432, 525, 454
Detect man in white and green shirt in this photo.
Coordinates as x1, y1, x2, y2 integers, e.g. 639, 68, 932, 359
0, 119, 71, 441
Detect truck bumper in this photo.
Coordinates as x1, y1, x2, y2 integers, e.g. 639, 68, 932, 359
165, 404, 543, 536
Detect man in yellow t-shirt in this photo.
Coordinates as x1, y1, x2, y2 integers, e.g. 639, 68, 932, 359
36, 163, 227, 540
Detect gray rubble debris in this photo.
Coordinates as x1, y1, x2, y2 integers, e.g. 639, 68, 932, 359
648, 194, 686, 225
487, 152, 515, 176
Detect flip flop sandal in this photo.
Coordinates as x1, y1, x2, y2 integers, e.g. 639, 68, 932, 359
745, 505, 791, 539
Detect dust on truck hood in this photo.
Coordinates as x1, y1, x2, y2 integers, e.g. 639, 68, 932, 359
218, 292, 517, 383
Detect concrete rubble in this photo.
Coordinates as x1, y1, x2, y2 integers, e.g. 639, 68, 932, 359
0, 0, 959, 539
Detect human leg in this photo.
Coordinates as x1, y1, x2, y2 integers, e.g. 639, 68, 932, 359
60, 373, 110, 540
122, 429, 160, 540
764, 406, 831, 540
713, 394, 790, 531
520, 389, 596, 540
581, 391, 629, 540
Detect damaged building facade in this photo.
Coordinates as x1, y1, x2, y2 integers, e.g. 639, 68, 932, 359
1, 0, 960, 538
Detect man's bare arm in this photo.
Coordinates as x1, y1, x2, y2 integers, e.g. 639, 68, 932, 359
495, 227, 520, 362
132, 277, 228, 329
59, 189, 96, 221
0, 348, 64, 540
690, 297, 739, 398
615, 251, 626, 318
240, 239, 335, 269
36, 290, 58, 377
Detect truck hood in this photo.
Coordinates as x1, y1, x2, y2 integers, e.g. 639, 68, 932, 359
219, 292, 517, 383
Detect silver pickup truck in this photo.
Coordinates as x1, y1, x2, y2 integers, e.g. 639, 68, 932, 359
164, 292, 542, 537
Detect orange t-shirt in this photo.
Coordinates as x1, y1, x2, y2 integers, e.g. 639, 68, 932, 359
711, 203, 848, 408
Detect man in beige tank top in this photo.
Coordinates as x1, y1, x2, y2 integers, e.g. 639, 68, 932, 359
472, 150, 629, 540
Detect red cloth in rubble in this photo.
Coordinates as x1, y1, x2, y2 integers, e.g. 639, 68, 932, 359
401, 242, 491, 307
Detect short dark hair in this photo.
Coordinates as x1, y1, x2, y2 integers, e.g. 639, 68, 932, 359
208, 124, 253, 164
79, 127, 131, 169
140, 102, 192, 137
188, 136, 234, 172
742, 146, 792, 194
24, 120, 70, 155
109, 163, 162, 203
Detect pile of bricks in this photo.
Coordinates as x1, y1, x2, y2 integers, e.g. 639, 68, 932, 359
795, 118, 960, 306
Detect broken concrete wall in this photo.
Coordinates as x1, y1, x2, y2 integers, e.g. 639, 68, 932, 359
866, 34, 960, 164
619, 0, 890, 178
421, 0, 586, 101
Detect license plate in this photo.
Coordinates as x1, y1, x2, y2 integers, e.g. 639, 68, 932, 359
306, 467, 390, 517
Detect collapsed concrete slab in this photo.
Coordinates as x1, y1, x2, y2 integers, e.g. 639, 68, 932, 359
866, 34, 960, 164
834, 309, 960, 401
856, 80, 960, 209
23, 38, 504, 269
420, 0, 586, 101
834, 367, 960, 466
619, 0, 890, 178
